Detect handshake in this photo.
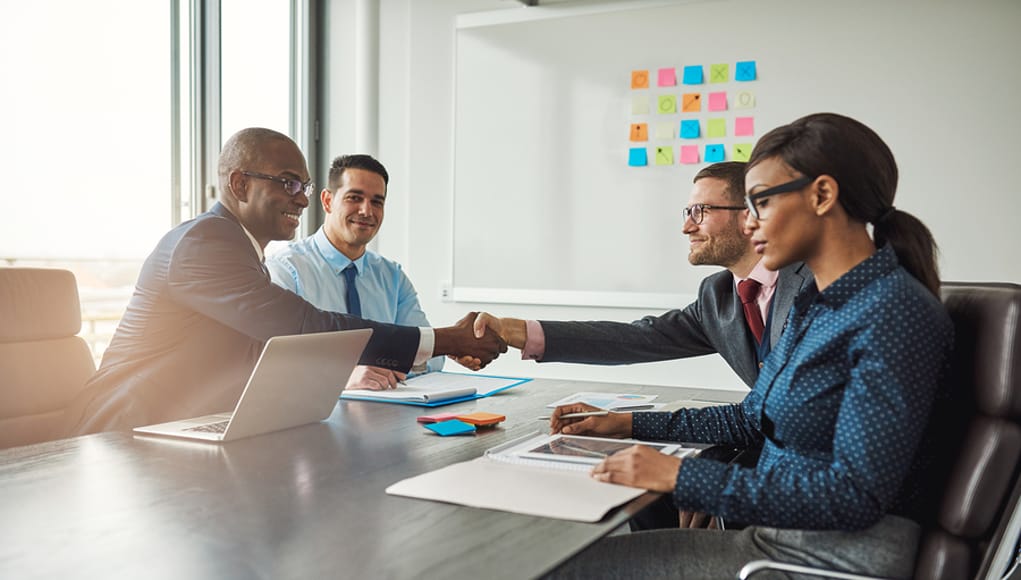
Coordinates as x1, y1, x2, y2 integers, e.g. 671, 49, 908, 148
433, 312, 526, 371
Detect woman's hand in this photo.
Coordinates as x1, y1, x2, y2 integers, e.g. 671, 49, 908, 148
590, 445, 682, 492
550, 403, 632, 438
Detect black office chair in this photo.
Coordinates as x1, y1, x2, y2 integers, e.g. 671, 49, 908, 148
739, 282, 1021, 580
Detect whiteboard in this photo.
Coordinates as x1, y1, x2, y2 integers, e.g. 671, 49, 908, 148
451, 0, 1021, 308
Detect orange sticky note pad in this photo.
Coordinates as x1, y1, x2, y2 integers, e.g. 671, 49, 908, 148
631, 70, 649, 89
629, 123, 648, 141
456, 412, 505, 427
682, 93, 701, 112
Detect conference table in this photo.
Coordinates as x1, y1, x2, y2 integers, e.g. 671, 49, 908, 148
0, 378, 744, 579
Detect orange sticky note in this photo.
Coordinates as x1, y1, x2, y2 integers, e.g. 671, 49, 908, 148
631, 70, 649, 89
630, 123, 648, 141
456, 412, 505, 427
682, 93, 701, 113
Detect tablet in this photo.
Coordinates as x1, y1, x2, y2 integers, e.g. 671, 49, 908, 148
515, 434, 680, 465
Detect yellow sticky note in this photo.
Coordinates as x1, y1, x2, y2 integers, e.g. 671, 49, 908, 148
657, 95, 677, 114
707, 118, 726, 138
735, 90, 756, 109
632, 94, 650, 114
655, 146, 674, 165
631, 70, 649, 89
630, 123, 648, 142
710, 63, 729, 83
681, 93, 701, 113
655, 122, 674, 140
733, 143, 753, 162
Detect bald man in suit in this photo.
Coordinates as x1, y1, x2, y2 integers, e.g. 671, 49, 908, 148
64, 128, 504, 436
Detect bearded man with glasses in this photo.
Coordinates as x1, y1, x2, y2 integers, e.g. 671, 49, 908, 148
471, 161, 812, 530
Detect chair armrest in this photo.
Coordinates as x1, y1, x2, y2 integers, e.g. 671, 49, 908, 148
737, 560, 894, 580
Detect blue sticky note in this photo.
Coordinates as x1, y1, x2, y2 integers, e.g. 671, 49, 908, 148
680, 120, 700, 139
424, 419, 476, 436
682, 65, 703, 85
735, 60, 757, 81
628, 147, 648, 166
705, 144, 725, 162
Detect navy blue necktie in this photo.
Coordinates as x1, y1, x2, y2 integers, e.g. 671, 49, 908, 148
342, 264, 362, 317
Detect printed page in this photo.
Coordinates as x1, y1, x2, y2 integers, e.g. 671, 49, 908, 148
546, 391, 659, 411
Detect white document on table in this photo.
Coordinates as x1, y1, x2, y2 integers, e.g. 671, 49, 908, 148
340, 371, 530, 405
385, 432, 696, 522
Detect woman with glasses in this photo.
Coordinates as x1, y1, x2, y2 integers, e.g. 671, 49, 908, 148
546, 113, 952, 579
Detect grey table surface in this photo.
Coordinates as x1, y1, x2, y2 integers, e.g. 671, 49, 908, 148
0, 378, 744, 580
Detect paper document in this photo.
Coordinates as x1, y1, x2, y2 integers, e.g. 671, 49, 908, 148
340, 371, 531, 407
386, 432, 697, 522
546, 391, 659, 411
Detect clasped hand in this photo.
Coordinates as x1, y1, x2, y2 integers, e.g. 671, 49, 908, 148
434, 312, 507, 370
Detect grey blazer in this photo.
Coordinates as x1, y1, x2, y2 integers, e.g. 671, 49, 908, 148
540, 263, 812, 388
64, 203, 420, 435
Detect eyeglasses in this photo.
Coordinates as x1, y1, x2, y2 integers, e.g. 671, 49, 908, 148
682, 203, 746, 225
241, 170, 315, 198
744, 175, 816, 220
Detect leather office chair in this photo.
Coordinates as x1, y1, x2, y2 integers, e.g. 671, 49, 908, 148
739, 282, 1021, 580
0, 267, 96, 448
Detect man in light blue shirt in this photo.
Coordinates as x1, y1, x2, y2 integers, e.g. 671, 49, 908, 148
266, 154, 442, 390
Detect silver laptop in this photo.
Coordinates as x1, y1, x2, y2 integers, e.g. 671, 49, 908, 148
133, 329, 373, 442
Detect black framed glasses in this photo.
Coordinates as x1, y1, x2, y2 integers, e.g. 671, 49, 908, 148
241, 170, 315, 198
682, 203, 746, 225
745, 175, 816, 220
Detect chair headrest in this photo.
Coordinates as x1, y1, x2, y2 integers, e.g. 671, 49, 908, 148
0, 268, 82, 342
941, 282, 1021, 418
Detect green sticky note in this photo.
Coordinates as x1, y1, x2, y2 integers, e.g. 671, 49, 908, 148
655, 146, 674, 165
657, 95, 677, 114
707, 118, 726, 138
733, 143, 753, 162
710, 63, 729, 83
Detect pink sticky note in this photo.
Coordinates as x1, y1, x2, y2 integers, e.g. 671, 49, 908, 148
680, 145, 700, 164
735, 117, 754, 136
708, 91, 727, 111
657, 67, 677, 87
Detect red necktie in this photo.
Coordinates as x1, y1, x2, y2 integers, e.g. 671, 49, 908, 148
737, 279, 765, 344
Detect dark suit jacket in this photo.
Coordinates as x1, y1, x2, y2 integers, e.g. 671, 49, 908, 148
64, 203, 420, 435
540, 263, 812, 388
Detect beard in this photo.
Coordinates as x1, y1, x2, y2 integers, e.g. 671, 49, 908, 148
688, 231, 747, 268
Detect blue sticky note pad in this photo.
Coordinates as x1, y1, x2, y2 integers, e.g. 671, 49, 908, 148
680, 120, 700, 139
682, 65, 703, 85
424, 419, 476, 436
735, 60, 757, 81
705, 144, 725, 162
628, 147, 648, 166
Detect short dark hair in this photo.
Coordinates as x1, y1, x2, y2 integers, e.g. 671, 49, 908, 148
693, 161, 746, 204
748, 112, 940, 295
328, 154, 389, 191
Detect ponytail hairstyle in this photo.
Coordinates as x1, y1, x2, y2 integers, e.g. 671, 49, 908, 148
747, 113, 940, 295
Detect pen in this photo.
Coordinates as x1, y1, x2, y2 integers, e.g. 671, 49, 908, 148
536, 410, 610, 421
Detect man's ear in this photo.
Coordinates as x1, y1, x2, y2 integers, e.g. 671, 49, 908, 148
228, 170, 248, 203
812, 175, 840, 217
320, 188, 333, 213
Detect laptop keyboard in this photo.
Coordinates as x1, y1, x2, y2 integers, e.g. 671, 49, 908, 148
184, 420, 229, 433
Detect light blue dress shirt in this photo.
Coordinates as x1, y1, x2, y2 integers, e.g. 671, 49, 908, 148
634, 244, 953, 531
266, 227, 443, 372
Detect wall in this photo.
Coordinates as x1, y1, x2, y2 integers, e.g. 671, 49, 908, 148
330, 0, 1021, 393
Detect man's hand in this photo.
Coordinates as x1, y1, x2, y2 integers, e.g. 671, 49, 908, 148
550, 403, 632, 438
433, 312, 507, 370
679, 511, 720, 529
345, 365, 406, 391
472, 312, 528, 349
590, 445, 682, 492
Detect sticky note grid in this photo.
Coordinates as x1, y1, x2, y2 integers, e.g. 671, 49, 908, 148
628, 60, 757, 167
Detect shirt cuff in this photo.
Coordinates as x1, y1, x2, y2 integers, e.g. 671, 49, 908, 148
415, 327, 435, 367
630, 410, 673, 440
522, 319, 546, 360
